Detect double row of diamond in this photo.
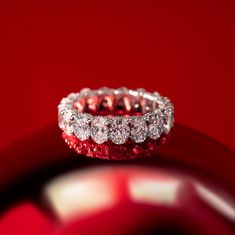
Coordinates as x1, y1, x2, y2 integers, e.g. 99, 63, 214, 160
58, 88, 174, 145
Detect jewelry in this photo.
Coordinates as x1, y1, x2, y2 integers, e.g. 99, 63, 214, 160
58, 87, 174, 160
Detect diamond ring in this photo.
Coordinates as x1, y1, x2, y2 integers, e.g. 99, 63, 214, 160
58, 87, 174, 160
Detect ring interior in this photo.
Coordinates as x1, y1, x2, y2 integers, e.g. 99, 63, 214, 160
73, 91, 159, 116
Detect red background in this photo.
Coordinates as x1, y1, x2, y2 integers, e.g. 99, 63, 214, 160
0, 0, 235, 151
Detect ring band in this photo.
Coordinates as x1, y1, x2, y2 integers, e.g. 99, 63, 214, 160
58, 87, 174, 160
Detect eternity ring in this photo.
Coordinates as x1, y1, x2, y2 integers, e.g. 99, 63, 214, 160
58, 87, 174, 160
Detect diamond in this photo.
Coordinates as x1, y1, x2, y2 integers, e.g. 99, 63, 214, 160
114, 87, 128, 95
73, 113, 92, 141
97, 87, 113, 95
67, 92, 79, 101
145, 112, 164, 139
80, 88, 91, 96
59, 97, 72, 105
91, 116, 109, 144
61, 109, 77, 136
129, 117, 148, 143
58, 102, 74, 129
109, 117, 130, 144
65, 111, 77, 136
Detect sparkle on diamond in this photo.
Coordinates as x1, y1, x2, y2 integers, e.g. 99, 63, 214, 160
145, 112, 164, 140
109, 117, 130, 144
73, 113, 92, 141
58, 104, 70, 130
91, 116, 109, 144
59, 109, 77, 136
130, 117, 148, 143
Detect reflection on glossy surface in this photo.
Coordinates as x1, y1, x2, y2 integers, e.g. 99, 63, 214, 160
129, 172, 181, 205
44, 166, 235, 235
45, 167, 182, 222
44, 168, 119, 222
195, 183, 235, 222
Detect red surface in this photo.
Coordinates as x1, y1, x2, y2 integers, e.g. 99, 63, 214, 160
0, 125, 235, 235
0, 0, 235, 151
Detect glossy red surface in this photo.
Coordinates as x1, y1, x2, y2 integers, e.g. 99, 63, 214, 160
0, 124, 234, 235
